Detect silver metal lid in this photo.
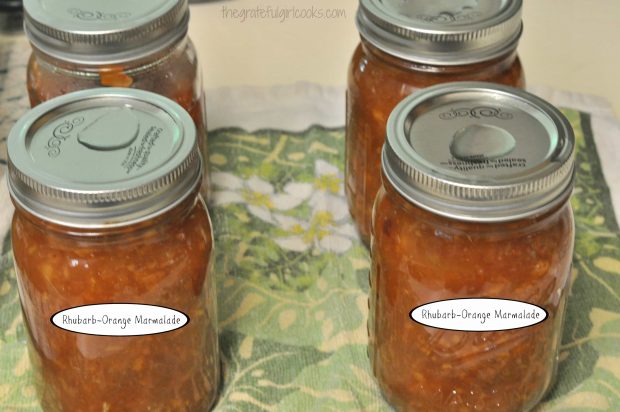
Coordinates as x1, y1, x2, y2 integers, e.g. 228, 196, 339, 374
7, 88, 201, 229
24, 0, 189, 64
383, 82, 575, 222
357, 0, 523, 65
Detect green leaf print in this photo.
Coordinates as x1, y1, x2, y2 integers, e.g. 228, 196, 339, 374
537, 111, 620, 408
215, 330, 330, 412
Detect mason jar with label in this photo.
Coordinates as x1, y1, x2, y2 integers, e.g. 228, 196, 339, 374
23, 0, 210, 196
8, 89, 219, 411
347, 0, 526, 244
369, 83, 575, 412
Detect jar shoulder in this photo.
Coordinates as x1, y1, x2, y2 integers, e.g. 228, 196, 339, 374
11, 199, 212, 275
373, 185, 574, 259
348, 41, 525, 97
372, 184, 574, 303
27, 38, 202, 106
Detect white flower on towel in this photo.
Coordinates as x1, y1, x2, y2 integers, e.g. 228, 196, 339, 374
313, 159, 344, 196
274, 192, 357, 254
212, 173, 312, 224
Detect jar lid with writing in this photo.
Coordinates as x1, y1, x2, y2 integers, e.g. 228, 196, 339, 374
23, 0, 189, 64
382, 82, 575, 222
357, 0, 523, 65
7, 88, 200, 228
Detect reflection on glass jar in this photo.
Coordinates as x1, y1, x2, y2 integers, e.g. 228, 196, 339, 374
8, 89, 219, 412
370, 83, 576, 412
346, 0, 526, 245
23, 0, 210, 196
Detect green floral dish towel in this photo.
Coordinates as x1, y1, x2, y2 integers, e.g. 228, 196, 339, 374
1, 107, 620, 411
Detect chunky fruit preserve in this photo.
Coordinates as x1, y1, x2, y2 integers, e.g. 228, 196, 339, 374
8, 88, 220, 411
369, 83, 576, 412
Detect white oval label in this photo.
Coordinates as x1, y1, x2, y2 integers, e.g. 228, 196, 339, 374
51, 304, 189, 337
410, 298, 547, 332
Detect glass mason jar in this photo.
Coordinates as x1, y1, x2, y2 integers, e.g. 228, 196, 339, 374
23, 0, 210, 196
369, 83, 576, 412
8, 89, 220, 411
347, 0, 526, 244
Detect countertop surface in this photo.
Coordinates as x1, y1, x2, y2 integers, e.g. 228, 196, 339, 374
188, 0, 620, 117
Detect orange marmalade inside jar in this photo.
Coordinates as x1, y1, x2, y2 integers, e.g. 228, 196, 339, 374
23, 0, 209, 197
369, 83, 576, 412
346, 0, 526, 245
7, 88, 219, 412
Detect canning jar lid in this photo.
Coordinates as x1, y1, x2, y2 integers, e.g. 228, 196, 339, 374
357, 0, 523, 65
23, 0, 189, 64
7, 88, 200, 228
383, 82, 575, 222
